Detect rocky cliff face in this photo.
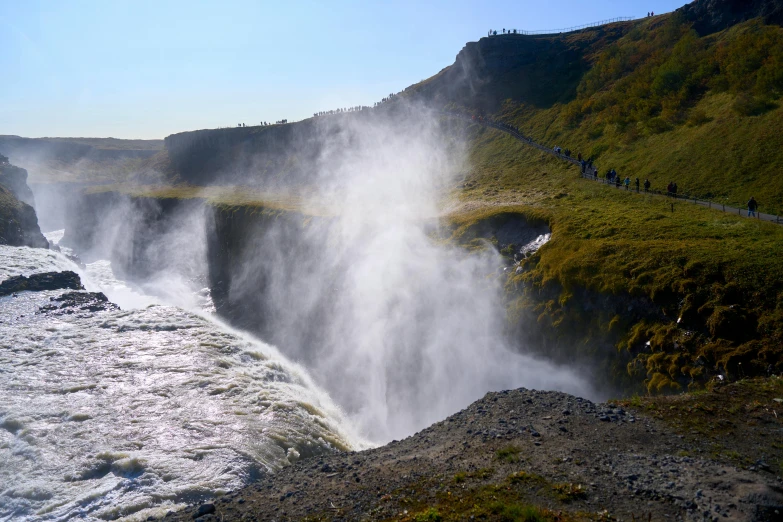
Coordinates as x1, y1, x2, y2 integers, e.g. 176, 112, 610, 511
0, 163, 35, 206
408, 23, 632, 112
679, 0, 783, 35
206, 205, 328, 342
164, 121, 324, 186
61, 191, 684, 394
162, 105, 448, 187
0, 185, 48, 248
0, 159, 48, 248
63, 191, 206, 281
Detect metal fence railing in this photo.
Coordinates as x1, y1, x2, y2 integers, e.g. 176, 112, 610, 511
487, 17, 636, 37
579, 172, 782, 224
443, 111, 783, 225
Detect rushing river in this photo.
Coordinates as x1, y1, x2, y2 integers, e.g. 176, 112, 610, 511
0, 236, 364, 521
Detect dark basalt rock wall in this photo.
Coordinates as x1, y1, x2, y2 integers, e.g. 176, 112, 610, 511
164, 121, 325, 186
0, 164, 49, 249
0, 192, 49, 248
0, 163, 35, 206
63, 191, 206, 281
679, 0, 783, 35
60, 191, 665, 392
206, 205, 328, 343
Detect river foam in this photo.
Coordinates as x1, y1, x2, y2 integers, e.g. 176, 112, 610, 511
0, 245, 364, 521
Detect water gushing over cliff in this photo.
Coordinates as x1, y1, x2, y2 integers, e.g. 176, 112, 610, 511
220, 106, 593, 442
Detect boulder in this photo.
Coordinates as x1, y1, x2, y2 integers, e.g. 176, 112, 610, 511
0, 271, 84, 297
38, 291, 119, 315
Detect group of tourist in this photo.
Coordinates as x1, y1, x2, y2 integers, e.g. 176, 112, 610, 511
595, 174, 759, 218
488, 28, 520, 36
234, 120, 285, 128
455, 110, 766, 220
313, 106, 371, 118
313, 92, 402, 119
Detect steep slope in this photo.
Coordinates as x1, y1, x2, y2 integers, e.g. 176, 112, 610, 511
0, 160, 48, 248
402, 0, 783, 391
412, 2, 783, 214
411, 21, 635, 113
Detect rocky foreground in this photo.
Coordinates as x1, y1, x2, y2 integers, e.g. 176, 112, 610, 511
167, 379, 783, 522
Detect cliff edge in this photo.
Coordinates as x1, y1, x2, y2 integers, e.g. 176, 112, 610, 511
0, 154, 49, 248
0, 158, 36, 207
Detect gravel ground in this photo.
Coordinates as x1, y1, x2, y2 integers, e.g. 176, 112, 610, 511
164, 387, 783, 521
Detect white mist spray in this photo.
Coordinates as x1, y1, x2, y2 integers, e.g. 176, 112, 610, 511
241, 105, 593, 442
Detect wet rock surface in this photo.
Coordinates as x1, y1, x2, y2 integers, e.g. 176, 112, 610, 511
37, 291, 119, 316
0, 270, 83, 297
166, 388, 783, 521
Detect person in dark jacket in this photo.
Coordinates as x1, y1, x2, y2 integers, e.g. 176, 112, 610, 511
635, 178, 640, 192
644, 179, 651, 192
748, 196, 758, 217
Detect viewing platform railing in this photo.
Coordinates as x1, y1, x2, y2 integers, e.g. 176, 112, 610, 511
488, 17, 636, 37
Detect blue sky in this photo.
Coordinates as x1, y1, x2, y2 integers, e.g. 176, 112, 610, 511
1, 0, 687, 139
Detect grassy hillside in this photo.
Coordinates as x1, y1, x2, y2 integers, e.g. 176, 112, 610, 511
502, 15, 783, 214
419, 12, 783, 213
429, 10, 783, 392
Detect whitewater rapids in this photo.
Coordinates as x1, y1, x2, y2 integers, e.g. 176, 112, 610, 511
0, 243, 364, 521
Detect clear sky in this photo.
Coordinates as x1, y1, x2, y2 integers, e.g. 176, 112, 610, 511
1, 0, 688, 139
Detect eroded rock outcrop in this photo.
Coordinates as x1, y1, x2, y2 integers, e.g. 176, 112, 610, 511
0, 271, 83, 297
38, 291, 119, 315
